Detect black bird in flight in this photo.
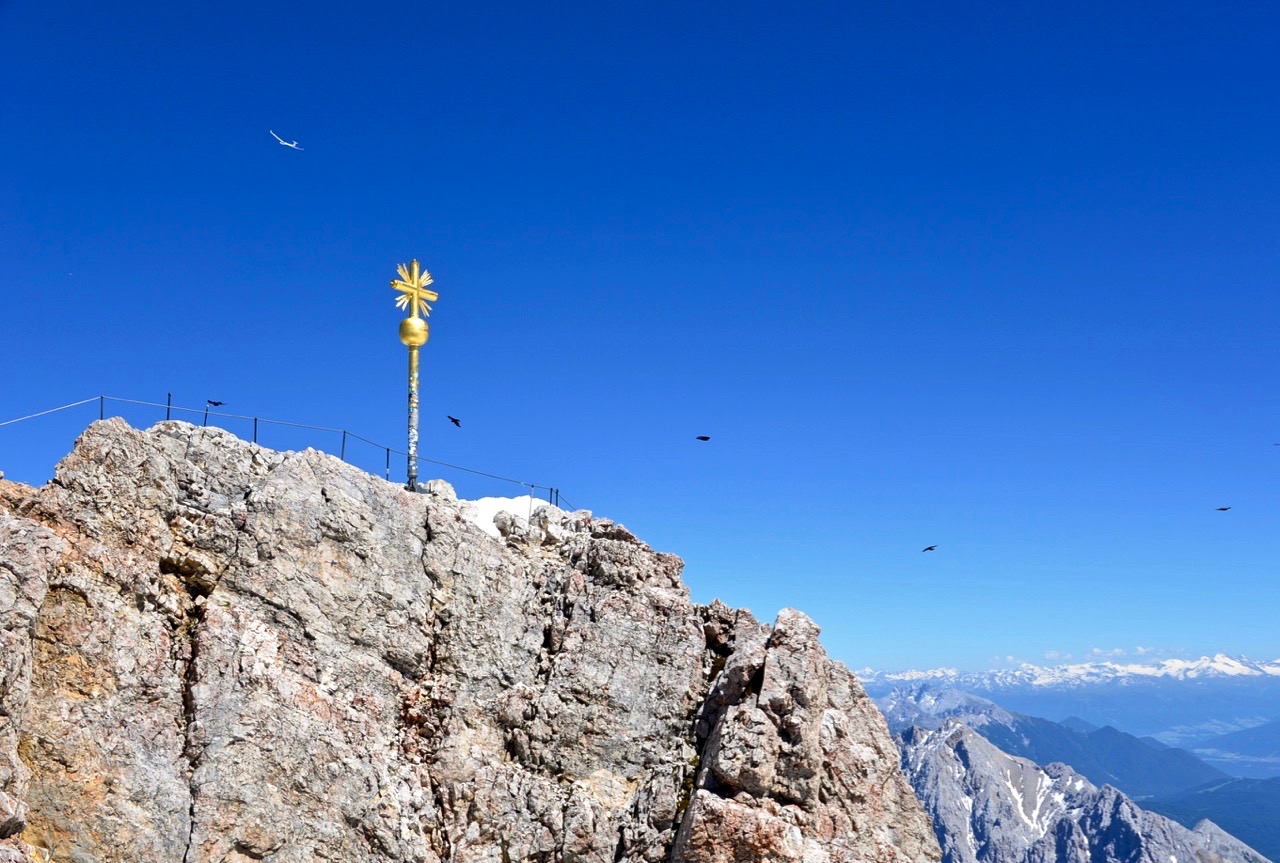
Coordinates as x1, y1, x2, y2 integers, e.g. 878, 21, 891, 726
922, 545, 937, 552
1216, 506, 1231, 511
695, 435, 711, 441
447, 416, 461, 427
206, 400, 224, 407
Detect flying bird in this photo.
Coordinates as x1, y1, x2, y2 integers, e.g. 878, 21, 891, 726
922, 545, 937, 552
269, 130, 303, 150
447, 416, 461, 427
206, 400, 225, 407
1216, 506, 1231, 511
695, 435, 711, 441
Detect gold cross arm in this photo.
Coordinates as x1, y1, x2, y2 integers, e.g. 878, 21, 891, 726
391, 259, 438, 318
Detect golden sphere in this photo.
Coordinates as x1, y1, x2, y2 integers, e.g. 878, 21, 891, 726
399, 317, 429, 346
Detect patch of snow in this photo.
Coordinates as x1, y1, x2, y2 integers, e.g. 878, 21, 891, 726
1001, 768, 1040, 834
459, 494, 559, 538
962, 795, 977, 857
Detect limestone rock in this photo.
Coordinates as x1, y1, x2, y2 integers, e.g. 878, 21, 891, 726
674, 609, 939, 863
0, 419, 940, 863
0, 515, 60, 856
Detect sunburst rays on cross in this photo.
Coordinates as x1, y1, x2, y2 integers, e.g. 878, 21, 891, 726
391, 259, 438, 319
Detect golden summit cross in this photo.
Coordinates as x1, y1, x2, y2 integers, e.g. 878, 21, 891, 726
391, 259, 438, 319
391, 259, 439, 492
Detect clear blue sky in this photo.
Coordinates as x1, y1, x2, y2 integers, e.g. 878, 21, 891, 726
3, 1, 1278, 671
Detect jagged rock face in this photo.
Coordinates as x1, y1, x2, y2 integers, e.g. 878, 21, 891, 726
0, 419, 940, 863
899, 722, 1270, 863
0, 517, 63, 851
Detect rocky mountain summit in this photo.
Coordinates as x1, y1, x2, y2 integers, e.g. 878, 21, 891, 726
0, 419, 941, 863
898, 721, 1269, 863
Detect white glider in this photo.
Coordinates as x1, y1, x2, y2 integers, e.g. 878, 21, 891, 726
270, 130, 303, 150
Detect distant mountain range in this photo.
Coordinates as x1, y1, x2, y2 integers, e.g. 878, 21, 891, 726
879, 685, 1228, 798
877, 682, 1280, 859
899, 721, 1269, 863
860, 654, 1280, 690
859, 655, 1280, 745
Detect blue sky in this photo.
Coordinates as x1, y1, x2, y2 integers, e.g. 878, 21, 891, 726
3, 1, 1278, 671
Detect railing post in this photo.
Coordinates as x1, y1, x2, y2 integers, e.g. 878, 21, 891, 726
385, 448, 391, 480
253, 417, 258, 443
99, 396, 104, 420
340, 431, 347, 461
165, 392, 172, 420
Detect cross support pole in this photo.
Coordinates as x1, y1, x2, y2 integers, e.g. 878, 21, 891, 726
407, 344, 421, 491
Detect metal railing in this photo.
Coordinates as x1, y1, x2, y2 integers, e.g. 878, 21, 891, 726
0, 395, 575, 510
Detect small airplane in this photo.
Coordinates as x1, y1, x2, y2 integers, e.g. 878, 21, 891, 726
695, 435, 711, 442
1216, 506, 1231, 511
922, 545, 937, 552
447, 416, 461, 427
270, 130, 303, 150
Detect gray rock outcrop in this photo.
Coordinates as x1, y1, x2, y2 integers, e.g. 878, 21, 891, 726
0, 419, 941, 863
899, 721, 1269, 863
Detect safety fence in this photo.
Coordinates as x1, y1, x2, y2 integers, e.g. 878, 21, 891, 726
0, 395, 576, 511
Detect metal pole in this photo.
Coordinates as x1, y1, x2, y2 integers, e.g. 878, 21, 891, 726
340, 430, 347, 461
203, 406, 209, 427
391, 259, 435, 491
385, 448, 391, 481
407, 344, 420, 491
253, 417, 258, 443
99, 396, 104, 420
166, 392, 172, 420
